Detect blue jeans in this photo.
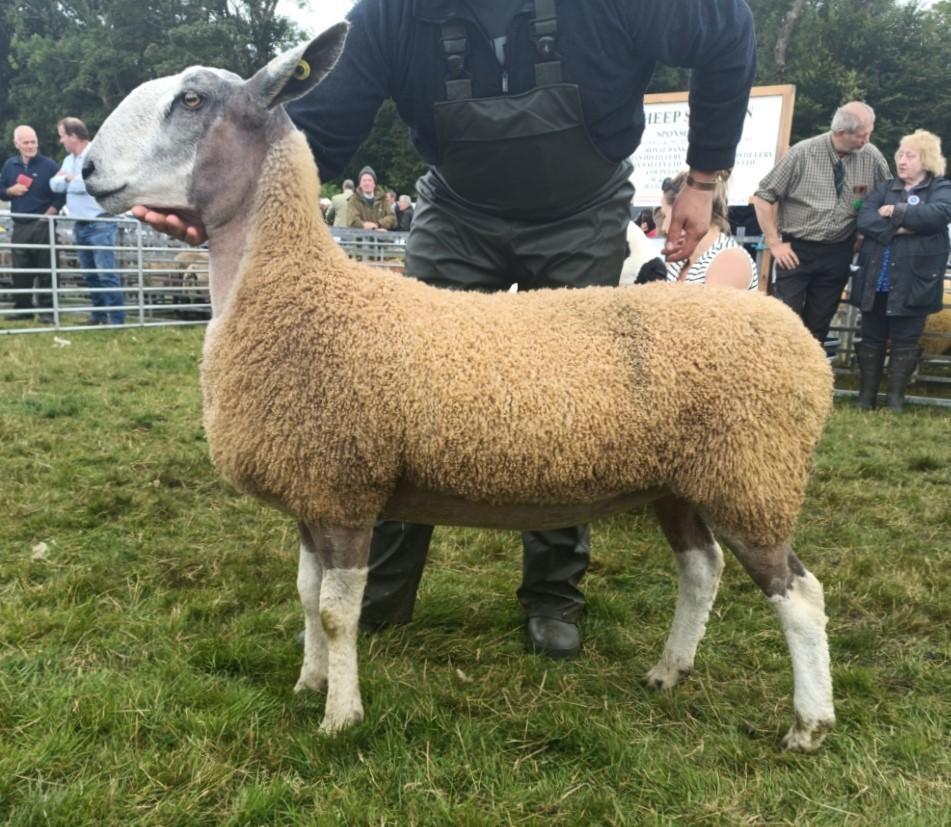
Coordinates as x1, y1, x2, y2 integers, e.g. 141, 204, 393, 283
74, 221, 124, 324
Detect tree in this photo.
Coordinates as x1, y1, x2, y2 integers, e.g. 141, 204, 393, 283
648, 0, 951, 162
1, 0, 303, 156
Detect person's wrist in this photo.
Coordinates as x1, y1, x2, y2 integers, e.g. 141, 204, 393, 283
686, 168, 731, 191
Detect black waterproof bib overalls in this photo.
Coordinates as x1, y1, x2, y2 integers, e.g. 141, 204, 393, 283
362, 0, 635, 628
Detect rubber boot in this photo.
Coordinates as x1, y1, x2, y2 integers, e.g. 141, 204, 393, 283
855, 343, 886, 410
519, 526, 589, 659
885, 347, 921, 412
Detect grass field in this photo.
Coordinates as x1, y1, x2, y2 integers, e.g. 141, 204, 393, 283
1, 326, 949, 825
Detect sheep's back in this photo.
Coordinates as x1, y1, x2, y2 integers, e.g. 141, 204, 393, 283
394, 282, 831, 545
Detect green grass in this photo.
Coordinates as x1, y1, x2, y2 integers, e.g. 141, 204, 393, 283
1, 327, 949, 825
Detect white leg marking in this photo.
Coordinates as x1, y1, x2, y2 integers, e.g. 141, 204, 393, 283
294, 542, 328, 694
647, 542, 725, 689
318, 566, 368, 734
770, 569, 835, 752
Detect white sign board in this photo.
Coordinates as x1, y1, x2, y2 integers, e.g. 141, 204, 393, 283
630, 85, 795, 207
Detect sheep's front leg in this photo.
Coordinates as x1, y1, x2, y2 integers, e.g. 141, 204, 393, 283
294, 524, 328, 694
295, 524, 372, 734
726, 536, 835, 752
646, 497, 724, 689
318, 564, 368, 733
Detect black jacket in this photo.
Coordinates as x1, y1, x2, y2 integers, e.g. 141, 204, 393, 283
287, 0, 756, 180
852, 176, 951, 317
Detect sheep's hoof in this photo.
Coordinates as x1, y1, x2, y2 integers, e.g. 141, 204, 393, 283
781, 717, 834, 752
294, 671, 328, 694
645, 660, 691, 690
318, 707, 363, 735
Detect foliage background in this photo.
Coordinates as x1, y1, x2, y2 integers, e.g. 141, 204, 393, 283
1, 0, 951, 196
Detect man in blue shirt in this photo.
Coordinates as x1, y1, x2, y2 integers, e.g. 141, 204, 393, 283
1, 125, 64, 321
51, 117, 125, 326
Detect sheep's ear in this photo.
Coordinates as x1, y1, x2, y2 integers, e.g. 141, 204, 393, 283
246, 22, 349, 109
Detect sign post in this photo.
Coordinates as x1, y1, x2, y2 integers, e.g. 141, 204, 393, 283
629, 85, 796, 208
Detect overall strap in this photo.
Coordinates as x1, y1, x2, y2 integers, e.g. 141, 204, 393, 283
441, 0, 562, 99
441, 21, 472, 100
531, 0, 562, 86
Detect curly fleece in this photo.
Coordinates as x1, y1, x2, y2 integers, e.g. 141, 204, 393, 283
201, 132, 833, 549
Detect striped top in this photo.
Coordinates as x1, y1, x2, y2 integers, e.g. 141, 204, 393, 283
666, 232, 759, 290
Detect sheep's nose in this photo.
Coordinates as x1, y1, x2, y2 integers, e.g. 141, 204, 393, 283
82, 158, 96, 180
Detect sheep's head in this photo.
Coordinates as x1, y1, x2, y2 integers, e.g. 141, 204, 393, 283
85, 22, 348, 227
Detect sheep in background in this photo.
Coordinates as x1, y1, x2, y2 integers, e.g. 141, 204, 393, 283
84, 26, 836, 751
921, 282, 951, 356
922, 309, 951, 356
619, 220, 667, 286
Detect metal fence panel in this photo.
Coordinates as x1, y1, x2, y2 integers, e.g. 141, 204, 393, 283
2, 212, 948, 404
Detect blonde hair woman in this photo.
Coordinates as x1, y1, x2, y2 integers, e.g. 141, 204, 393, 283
659, 171, 758, 290
852, 129, 951, 411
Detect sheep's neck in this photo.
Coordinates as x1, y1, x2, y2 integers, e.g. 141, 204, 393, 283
207, 218, 251, 316
205, 129, 339, 317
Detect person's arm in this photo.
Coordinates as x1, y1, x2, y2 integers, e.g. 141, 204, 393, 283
378, 207, 397, 230
892, 179, 951, 234
751, 195, 798, 270
856, 181, 894, 241
286, 0, 394, 181
637, 0, 756, 260
347, 203, 362, 228
750, 147, 802, 269
704, 246, 754, 289
49, 159, 69, 193
2, 160, 28, 199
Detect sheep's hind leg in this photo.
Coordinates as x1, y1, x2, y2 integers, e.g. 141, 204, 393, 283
294, 522, 328, 694
296, 523, 371, 734
646, 496, 724, 689
724, 536, 834, 752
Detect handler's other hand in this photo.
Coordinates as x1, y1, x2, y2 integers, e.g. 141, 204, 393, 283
664, 186, 712, 262
131, 206, 208, 246
769, 240, 800, 270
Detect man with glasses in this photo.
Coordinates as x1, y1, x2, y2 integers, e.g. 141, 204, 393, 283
752, 101, 890, 343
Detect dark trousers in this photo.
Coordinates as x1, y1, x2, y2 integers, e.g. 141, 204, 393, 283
860, 292, 927, 349
773, 236, 854, 343
362, 174, 633, 626
10, 220, 52, 312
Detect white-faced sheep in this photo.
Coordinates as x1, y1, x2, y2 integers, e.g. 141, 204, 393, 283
84, 26, 836, 751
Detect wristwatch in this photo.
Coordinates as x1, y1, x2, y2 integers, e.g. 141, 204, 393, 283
686, 169, 732, 191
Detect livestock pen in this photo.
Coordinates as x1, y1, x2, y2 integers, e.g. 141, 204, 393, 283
2, 211, 949, 407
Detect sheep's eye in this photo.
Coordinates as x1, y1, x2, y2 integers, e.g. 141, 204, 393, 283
181, 91, 203, 110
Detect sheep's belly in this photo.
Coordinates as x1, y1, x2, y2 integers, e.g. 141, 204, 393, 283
381, 482, 669, 531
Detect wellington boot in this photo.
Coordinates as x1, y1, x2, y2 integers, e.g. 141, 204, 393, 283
885, 347, 921, 412
855, 343, 886, 410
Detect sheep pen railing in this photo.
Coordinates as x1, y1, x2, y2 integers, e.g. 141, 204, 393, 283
2, 211, 949, 406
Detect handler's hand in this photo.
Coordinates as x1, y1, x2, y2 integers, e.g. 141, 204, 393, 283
878, 204, 894, 218
663, 186, 712, 261
130, 205, 208, 246
769, 240, 800, 270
